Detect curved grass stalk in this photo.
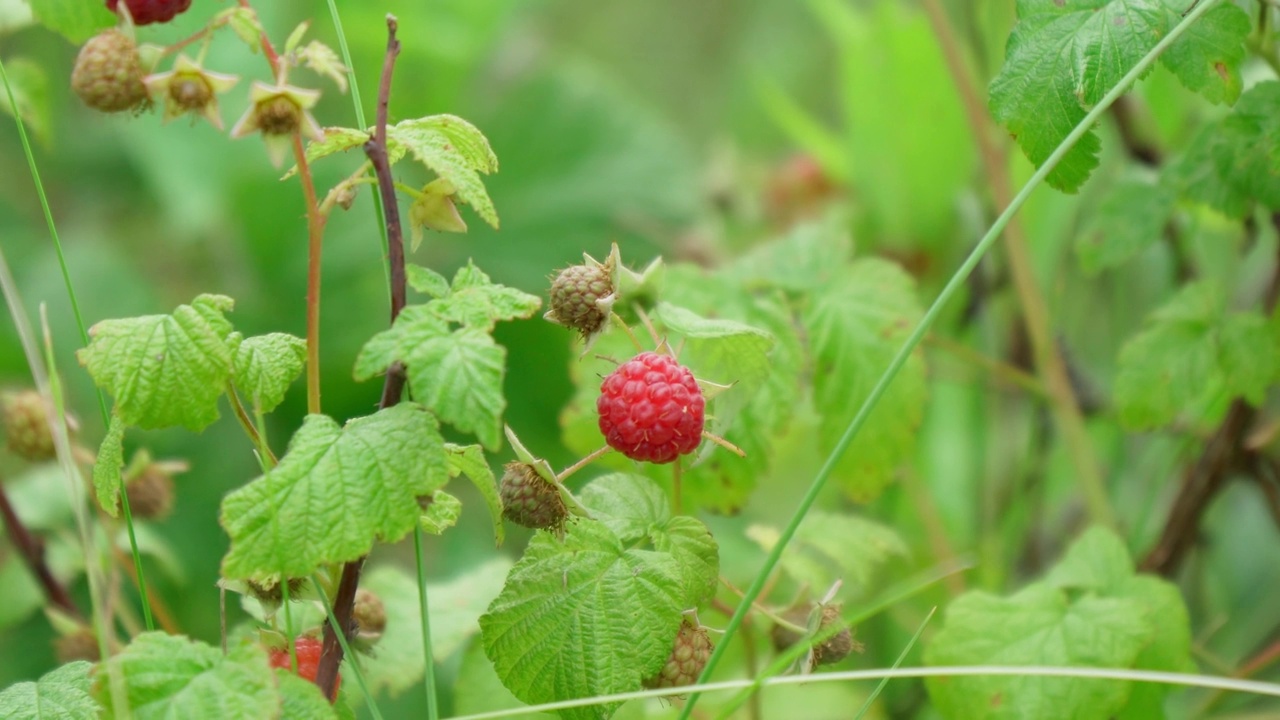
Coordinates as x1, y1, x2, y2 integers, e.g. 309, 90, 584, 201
674, 2, 1226, 717
446, 665, 1280, 720
0, 57, 157, 636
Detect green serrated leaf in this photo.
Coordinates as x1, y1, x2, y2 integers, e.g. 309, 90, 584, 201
804, 259, 926, 500
926, 526, 1191, 719
276, 670, 339, 720
356, 316, 507, 450
282, 127, 369, 179
230, 332, 306, 414
26, 0, 113, 43
362, 558, 512, 698
419, 489, 461, 534
454, 640, 555, 719
446, 443, 504, 546
95, 634, 277, 720
407, 264, 450, 298
1076, 173, 1175, 274
220, 403, 449, 579
480, 516, 688, 720
749, 511, 908, 600
93, 413, 126, 517
0, 58, 51, 146
387, 117, 500, 228
422, 262, 542, 330
926, 585, 1151, 719
78, 294, 235, 432
1168, 82, 1280, 216
727, 216, 854, 291
1114, 281, 1274, 429
1158, 0, 1249, 106
989, 0, 1170, 192
0, 660, 96, 720
579, 473, 719, 607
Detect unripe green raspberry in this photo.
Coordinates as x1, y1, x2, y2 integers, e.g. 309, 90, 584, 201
71, 29, 150, 113
644, 620, 713, 691
499, 462, 566, 532
2, 390, 56, 461
546, 263, 613, 337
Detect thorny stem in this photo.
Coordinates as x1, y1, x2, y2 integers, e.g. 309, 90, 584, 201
0, 480, 80, 618
921, 0, 1114, 528
317, 15, 404, 703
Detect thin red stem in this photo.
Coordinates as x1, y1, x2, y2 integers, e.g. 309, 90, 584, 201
294, 132, 326, 415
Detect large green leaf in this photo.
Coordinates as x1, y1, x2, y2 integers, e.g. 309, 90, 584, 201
276, 672, 339, 720
1075, 173, 1175, 274
0, 661, 96, 720
990, 0, 1169, 192
925, 526, 1192, 720
446, 443, 504, 546
1158, 0, 1249, 106
78, 294, 235, 432
220, 403, 449, 579
803, 259, 926, 500
230, 332, 307, 414
480, 474, 717, 720
1114, 281, 1275, 429
27, 0, 114, 43
94, 634, 277, 720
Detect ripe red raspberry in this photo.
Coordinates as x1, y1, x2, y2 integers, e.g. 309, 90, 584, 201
597, 352, 704, 464
268, 637, 341, 700
106, 0, 193, 25
643, 620, 713, 691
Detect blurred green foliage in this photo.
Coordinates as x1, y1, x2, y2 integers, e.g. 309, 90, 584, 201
1, 0, 1279, 718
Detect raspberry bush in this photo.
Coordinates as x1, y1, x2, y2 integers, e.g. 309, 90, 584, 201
1, 1, 1279, 719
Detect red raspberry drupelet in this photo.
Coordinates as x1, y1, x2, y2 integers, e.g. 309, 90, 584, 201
106, 0, 193, 26
597, 352, 705, 464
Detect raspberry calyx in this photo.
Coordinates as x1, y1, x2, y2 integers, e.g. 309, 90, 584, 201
597, 352, 705, 464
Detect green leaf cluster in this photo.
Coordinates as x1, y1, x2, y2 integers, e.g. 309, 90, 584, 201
558, 219, 925, 508
925, 527, 1191, 719
990, 0, 1251, 192
292, 114, 500, 228
355, 262, 541, 449
480, 474, 718, 720
0, 661, 96, 720
78, 295, 306, 516
1114, 281, 1277, 430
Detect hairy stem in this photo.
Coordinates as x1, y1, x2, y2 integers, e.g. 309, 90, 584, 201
294, 132, 327, 415
316, 15, 404, 703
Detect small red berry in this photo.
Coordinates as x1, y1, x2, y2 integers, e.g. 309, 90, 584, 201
597, 352, 705, 464
268, 637, 340, 700
106, 0, 193, 26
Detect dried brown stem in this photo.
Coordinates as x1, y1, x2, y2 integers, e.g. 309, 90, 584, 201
316, 15, 402, 702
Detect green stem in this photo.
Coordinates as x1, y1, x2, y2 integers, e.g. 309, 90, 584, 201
414, 530, 439, 720
675, 4, 1223, 717
0, 56, 155, 634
